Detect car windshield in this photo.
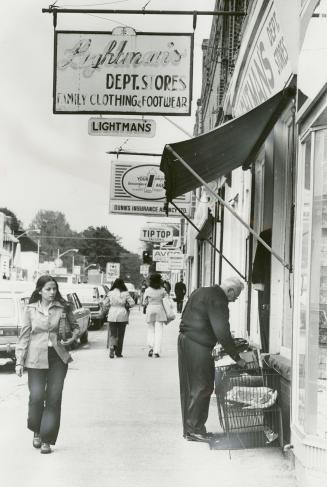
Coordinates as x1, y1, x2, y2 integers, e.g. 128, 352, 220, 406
75, 288, 99, 302
0, 298, 16, 324
125, 283, 135, 291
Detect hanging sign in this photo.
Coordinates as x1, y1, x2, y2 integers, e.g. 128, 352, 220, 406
140, 227, 174, 243
140, 264, 150, 276
109, 161, 191, 217
88, 118, 156, 137
156, 262, 170, 272
168, 254, 185, 270
54, 31, 193, 115
106, 262, 120, 280
153, 249, 182, 262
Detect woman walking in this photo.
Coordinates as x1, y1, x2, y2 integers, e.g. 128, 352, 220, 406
103, 278, 135, 358
143, 273, 168, 358
15, 275, 80, 454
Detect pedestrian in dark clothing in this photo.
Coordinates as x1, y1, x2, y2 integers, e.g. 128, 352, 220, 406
175, 278, 186, 313
15, 275, 80, 454
178, 277, 246, 442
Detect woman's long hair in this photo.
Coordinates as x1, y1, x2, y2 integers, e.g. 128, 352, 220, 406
29, 275, 66, 305
110, 278, 127, 292
149, 273, 163, 290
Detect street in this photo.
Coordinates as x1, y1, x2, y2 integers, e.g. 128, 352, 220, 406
0, 308, 296, 487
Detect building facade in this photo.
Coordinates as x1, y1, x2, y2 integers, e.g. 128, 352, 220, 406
179, 1, 327, 485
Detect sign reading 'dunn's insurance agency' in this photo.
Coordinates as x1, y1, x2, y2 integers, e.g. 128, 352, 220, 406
54, 30, 194, 115
109, 161, 191, 217
88, 118, 156, 137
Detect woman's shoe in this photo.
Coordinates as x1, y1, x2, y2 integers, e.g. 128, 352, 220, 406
154, 353, 160, 358
148, 349, 153, 357
109, 347, 114, 358
40, 442, 52, 454
33, 433, 41, 449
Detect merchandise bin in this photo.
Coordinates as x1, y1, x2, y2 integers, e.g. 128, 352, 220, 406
214, 363, 283, 449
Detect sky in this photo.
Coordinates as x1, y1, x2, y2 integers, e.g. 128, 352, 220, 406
0, 0, 214, 253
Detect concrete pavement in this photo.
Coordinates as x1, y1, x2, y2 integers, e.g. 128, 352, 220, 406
0, 308, 297, 487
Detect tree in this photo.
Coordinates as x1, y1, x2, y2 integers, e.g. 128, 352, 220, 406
79, 226, 142, 287
30, 210, 80, 267
0, 207, 22, 233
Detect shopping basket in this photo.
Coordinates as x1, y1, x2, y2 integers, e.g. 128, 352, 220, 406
214, 359, 283, 449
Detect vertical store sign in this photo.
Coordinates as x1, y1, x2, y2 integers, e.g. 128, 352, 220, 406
230, 1, 293, 117
54, 31, 194, 115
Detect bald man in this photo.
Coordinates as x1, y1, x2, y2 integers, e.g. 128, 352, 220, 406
178, 277, 246, 442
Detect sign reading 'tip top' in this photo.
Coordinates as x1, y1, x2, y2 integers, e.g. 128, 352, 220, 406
139, 227, 174, 243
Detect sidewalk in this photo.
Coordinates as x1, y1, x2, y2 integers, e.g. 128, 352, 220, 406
0, 308, 297, 487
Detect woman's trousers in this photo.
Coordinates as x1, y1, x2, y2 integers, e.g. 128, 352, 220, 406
27, 347, 68, 445
108, 322, 127, 355
147, 321, 164, 354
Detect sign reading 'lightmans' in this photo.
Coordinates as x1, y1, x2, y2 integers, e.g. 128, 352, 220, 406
88, 118, 156, 137
54, 31, 194, 115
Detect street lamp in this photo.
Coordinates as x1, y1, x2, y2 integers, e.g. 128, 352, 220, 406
16, 228, 41, 239
57, 248, 78, 260
85, 263, 97, 271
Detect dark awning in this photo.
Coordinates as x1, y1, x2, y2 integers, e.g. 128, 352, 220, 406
160, 88, 294, 201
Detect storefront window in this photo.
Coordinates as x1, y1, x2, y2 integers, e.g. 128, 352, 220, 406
297, 135, 312, 428
308, 129, 327, 437
297, 128, 327, 437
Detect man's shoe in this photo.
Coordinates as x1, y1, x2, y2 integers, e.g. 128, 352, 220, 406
184, 433, 210, 443
154, 353, 160, 358
109, 347, 114, 358
148, 349, 153, 357
40, 442, 52, 454
33, 433, 41, 449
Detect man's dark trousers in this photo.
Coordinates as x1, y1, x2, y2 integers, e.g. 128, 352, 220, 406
176, 300, 183, 313
178, 333, 215, 436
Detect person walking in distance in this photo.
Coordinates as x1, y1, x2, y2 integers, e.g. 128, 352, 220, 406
143, 273, 168, 358
15, 275, 80, 454
175, 277, 186, 313
102, 278, 135, 358
178, 277, 246, 442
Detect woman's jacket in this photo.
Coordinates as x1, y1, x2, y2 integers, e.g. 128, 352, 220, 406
15, 300, 80, 368
102, 289, 135, 323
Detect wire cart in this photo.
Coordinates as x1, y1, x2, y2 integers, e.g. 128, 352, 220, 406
214, 354, 283, 449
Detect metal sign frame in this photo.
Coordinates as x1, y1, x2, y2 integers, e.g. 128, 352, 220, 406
53, 30, 194, 116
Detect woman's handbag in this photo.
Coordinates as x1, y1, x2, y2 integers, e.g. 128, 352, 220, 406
162, 296, 176, 323
58, 311, 73, 341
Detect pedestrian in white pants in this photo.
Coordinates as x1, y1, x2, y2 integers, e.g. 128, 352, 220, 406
143, 273, 168, 358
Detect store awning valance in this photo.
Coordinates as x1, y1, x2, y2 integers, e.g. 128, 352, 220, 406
160, 88, 294, 201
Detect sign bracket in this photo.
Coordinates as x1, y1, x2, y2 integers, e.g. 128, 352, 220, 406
42, 7, 247, 19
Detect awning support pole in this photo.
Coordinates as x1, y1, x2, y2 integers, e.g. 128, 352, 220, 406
166, 145, 289, 270
169, 201, 246, 281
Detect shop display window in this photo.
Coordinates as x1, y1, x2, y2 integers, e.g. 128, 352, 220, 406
297, 128, 327, 438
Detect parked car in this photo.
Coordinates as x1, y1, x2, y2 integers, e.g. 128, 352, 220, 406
0, 291, 29, 362
0, 288, 90, 362
64, 292, 91, 344
59, 283, 106, 330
